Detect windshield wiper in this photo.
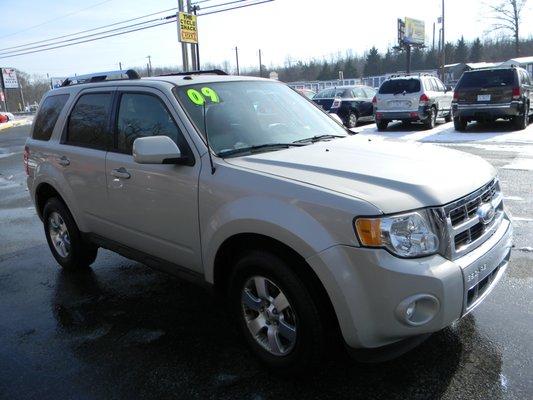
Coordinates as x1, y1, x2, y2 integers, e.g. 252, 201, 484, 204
218, 143, 306, 157
292, 134, 345, 144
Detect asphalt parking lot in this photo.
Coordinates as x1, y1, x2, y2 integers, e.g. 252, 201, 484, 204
1, 122, 532, 400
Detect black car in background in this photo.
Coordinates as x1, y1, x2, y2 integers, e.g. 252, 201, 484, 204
452, 66, 533, 131
312, 85, 376, 128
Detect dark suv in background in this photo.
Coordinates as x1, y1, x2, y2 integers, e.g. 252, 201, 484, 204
452, 66, 532, 131
312, 85, 376, 128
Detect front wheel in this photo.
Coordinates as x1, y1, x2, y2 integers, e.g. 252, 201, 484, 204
229, 250, 326, 374
43, 197, 98, 271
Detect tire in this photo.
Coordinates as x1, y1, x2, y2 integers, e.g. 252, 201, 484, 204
444, 113, 452, 123
454, 116, 467, 131
43, 197, 98, 271
513, 104, 529, 130
346, 112, 358, 129
423, 107, 437, 130
376, 120, 388, 131
229, 249, 326, 375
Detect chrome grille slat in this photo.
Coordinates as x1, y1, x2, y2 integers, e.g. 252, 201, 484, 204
440, 179, 503, 260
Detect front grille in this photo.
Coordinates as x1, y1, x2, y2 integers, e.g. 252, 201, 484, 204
441, 179, 503, 259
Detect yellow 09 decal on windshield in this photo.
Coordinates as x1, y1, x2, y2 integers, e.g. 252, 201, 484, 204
186, 87, 220, 105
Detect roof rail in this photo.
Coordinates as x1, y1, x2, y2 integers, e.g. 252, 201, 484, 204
157, 69, 228, 77
388, 72, 435, 79
61, 69, 140, 86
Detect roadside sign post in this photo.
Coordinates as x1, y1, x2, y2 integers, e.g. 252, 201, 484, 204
177, 5, 198, 72
394, 17, 425, 74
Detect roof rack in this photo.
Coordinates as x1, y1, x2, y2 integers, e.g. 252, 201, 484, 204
61, 69, 140, 86
157, 69, 228, 77
388, 72, 435, 79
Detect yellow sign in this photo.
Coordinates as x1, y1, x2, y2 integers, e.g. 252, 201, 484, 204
178, 12, 198, 44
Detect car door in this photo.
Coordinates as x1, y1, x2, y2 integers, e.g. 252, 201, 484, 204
104, 87, 202, 273
435, 78, 452, 113
57, 88, 114, 234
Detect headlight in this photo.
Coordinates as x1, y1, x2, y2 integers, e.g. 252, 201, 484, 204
355, 210, 439, 258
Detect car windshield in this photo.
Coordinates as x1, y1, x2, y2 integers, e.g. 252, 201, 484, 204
379, 79, 421, 94
174, 80, 348, 156
456, 69, 515, 89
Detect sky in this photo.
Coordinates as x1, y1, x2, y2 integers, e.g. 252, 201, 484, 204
0, 0, 532, 78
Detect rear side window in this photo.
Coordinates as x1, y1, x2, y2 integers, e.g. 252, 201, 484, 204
116, 93, 188, 155
66, 93, 113, 149
379, 79, 421, 94
456, 69, 515, 89
32, 94, 69, 141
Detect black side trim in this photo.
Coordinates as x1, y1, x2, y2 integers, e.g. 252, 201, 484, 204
346, 333, 432, 363
83, 232, 210, 289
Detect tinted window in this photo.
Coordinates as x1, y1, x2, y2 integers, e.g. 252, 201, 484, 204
32, 94, 69, 141
456, 69, 515, 89
67, 93, 112, 149
379, 79, 421, 94
116, 93, 186, 155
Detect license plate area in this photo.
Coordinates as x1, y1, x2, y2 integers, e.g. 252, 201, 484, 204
477, 94, 491, 102
388, 100, 411, 108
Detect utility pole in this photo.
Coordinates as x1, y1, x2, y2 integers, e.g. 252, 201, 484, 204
187, 0, 197, 70
146, 55, 153, 76
235, 46, 240, 75
119, 62, 122, 70
432, 22, 435, 51
440, 0, 445, 83
258, 49, 263, 78
178, 0, 189, 72
191, 3, 200, 70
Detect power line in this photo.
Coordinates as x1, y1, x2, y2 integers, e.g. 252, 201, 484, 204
0, 0, 115, 40
0, 19, 176, 60
198, 0, 274, 16
0, 7, 178, 52
198, 0, 255, 11
0, 15, 174, 56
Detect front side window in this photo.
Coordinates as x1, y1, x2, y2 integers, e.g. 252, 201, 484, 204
66, 93, 112, 149
32, 94, 69, 141
174, 81, 348, 156
116, 93, 187, 155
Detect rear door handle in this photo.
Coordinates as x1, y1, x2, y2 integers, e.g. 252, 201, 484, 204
58, 156, 70, 166
110, 167, 131, 179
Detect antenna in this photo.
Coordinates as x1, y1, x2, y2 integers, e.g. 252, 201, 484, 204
202, 102, 216, 175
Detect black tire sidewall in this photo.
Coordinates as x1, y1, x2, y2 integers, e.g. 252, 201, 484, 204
347, 112, 357, 128
43, 198, 95, 270
229, 250, 324, 374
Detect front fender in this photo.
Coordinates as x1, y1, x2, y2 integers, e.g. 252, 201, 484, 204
202, 196, 336, 283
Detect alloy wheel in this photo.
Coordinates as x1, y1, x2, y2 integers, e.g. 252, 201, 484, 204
241, 276, 297, 356
48, 211, 71, 258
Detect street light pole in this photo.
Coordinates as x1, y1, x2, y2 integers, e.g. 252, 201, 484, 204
440, 0, 445, 82
258, 49, 262, 78
235, 46, 240, 75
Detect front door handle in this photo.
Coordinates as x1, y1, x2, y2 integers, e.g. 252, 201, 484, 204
58, 156, 70, 166
110, 167, 131, 179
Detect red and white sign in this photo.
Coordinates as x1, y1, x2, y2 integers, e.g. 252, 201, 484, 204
2, 68, 19, 89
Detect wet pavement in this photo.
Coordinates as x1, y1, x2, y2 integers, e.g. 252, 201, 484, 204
1, 124, 532, 399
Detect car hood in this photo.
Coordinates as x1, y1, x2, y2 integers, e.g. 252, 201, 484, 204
224, 135, 496, 214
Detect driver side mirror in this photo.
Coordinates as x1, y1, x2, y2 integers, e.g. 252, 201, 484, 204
445, 85, 453, 92
133, 136, 188, 165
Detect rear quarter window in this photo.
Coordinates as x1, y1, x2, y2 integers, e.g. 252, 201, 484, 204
32, 94, 69, 141
379, 79, 421, 94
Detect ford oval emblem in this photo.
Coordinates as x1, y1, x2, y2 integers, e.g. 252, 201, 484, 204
477, 203, 495, 225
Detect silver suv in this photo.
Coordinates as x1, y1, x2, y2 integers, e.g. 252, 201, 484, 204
373, 74, 453, 130
25, 69, 512, 374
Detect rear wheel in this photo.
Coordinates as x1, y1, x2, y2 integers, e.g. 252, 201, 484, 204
423, 107, 437, 130
43, 197, 97, 271
376, 120, 388, 131
514, 104, 529, 130
346, 112, 358, 128
454, 116, 467, 131
229, 249, 326, 374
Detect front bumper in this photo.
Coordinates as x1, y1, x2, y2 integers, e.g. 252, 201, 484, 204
306, 216, 512, 350
453, 101, 522, 119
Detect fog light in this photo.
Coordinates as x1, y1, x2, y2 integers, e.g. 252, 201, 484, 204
396, 294, 440, 326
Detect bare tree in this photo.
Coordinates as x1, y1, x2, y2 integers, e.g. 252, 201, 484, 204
487, 0, 528, 56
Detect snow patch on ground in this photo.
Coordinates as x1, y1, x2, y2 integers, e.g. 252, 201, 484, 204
504, 195, 525, 201
502, 158, 533, 171
512, 216, 533, 222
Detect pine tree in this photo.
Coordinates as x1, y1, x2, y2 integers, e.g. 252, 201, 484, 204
364, 47, 382, 76
470, 38, 483, 62
455, 36, 469, 63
